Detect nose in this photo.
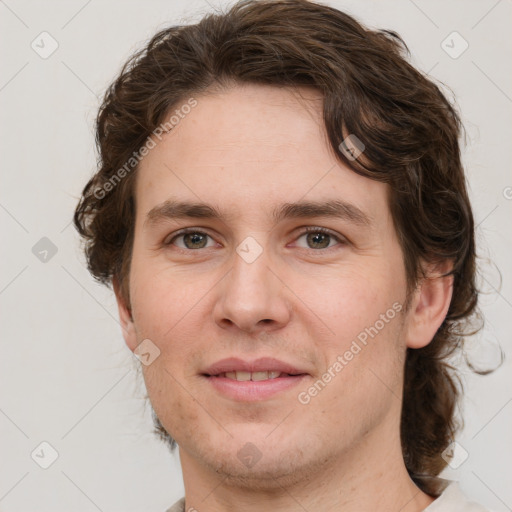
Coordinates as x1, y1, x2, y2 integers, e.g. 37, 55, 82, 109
213, 242, 291, 335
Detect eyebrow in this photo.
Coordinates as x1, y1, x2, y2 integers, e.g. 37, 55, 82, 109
144, 198, 372, 229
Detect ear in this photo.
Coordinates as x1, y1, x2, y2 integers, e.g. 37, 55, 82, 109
404, 260, 454, 349
113, 277, 137, 352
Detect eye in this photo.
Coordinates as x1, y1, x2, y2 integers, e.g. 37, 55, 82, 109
294, 227, 345, 250
164, 229, 217, 250
163, 226, 346, 252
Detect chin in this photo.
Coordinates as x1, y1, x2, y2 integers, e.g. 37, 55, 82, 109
188, 431, 328, 490
208, 453, 313, 490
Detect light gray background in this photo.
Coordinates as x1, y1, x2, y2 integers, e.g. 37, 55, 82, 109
1, 0, 511, 511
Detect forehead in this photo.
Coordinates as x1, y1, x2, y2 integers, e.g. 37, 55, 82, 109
134, 83, 390, 227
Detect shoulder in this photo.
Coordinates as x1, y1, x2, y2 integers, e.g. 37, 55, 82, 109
424, 480, 495, 512
165, 496, 185, 512
165, 485, 496, 512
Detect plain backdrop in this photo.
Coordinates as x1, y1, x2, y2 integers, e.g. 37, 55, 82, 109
1, 0, 511, 511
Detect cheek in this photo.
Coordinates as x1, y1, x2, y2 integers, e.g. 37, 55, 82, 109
141, 363, 203, 444
305, 265, 397, 340
130, 264, 210, 386
129, 251, 198, 333
304, 267, 405, 393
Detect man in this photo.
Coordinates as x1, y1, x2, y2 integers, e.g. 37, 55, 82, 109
74, 0, 492, 510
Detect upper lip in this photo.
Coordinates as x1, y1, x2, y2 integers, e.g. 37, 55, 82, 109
203, 357, 309, 376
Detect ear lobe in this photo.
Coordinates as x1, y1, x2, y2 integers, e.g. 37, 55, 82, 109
113, 277, 137, 352
405, 261, 454, 349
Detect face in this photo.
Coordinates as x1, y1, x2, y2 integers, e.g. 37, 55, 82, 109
116, 83, 448, 487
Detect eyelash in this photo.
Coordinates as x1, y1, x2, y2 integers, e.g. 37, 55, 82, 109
163, 226, 346, 252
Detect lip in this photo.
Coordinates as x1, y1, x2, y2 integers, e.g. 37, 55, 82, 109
203, 357, 307, 376
206, 374, 308, 401
202, 357, 310, 402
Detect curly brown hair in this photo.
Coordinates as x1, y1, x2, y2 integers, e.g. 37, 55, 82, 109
74, 0, 486, 496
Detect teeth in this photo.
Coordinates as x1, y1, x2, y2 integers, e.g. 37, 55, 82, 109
252, 371, 269, 381
235, 371, 251, 381
223, 371, 283, 381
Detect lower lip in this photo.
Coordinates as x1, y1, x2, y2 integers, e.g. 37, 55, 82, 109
205, 374, 308, 401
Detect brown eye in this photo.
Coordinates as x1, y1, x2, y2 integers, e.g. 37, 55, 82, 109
295, 227, 345, 250
166, 230, 215, 250
305, 231, 331, 249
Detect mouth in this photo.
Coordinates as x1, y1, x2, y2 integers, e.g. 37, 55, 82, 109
201, 357, 310, 401
212, 370, 302, 381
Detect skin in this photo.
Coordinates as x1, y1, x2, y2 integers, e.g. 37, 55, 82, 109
114, 83, 453, 512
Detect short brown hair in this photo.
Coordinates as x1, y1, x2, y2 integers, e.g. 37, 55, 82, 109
74, 0, 485, 495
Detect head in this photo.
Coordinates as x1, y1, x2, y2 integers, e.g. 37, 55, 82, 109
74, 0, 480, 496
